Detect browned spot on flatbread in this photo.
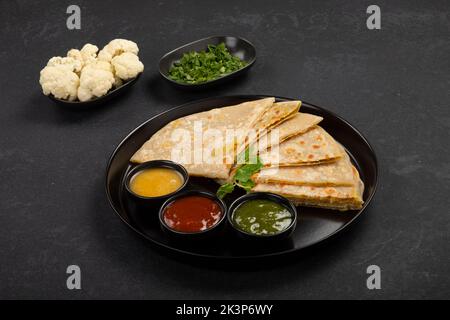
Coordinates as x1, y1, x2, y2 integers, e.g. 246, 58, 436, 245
286, 148, 295, 155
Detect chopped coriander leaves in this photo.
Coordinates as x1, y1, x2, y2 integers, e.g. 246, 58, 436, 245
168, 43, 247, 84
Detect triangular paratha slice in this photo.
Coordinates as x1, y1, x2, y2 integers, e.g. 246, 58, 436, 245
254, 149, 356, 187
252, 168, 364, 211
130, 97, 275, 179
253, 101, 301, 132
256, 113, 323, 152
236, 100, 302, 155
259, 126, 343, 167
229, 112, 323, 179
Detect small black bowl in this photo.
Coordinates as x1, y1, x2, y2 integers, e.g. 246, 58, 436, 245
159, 36, 256, 89
124, 160, 189, 214
159, 190, 227, 241
47, 73, 141, 109
227, 192, 298, 241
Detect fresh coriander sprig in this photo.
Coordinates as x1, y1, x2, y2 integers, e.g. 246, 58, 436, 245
216, 148, 263, 199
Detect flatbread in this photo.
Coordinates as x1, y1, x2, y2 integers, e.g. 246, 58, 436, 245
254, 150, 356, 187
259, 126, 344, 166
236, 101, 302, 155
253, 101, 301, 132
130, 98, 275, 179
252, 169, 364, 211
229, 112, 323, 178
256, 113, 323, 152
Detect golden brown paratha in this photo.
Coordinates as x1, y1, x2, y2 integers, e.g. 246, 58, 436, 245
254, 149, 356, 187
236, 100, 302, 155
229, 112, 323, 178
256, 113, 323, 152
252, 169, 364, 211
130, 98, 275, 179
259, 126, 343, 167
253, 101, 301, 131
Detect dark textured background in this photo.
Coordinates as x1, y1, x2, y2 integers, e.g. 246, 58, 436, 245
0, 0, 449, 299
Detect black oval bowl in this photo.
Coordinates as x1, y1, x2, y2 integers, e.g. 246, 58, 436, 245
159, 190, 227, 241
159, 36, 256, 89
47, 73, 141, 109
227, 192, 298, 241
124, 160, 189, 215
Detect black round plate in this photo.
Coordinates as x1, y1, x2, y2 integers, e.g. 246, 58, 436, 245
105, 95, 378, 259
159, 36, 256, 89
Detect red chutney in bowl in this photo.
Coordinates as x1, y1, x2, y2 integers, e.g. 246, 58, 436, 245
162, 195, 223, 233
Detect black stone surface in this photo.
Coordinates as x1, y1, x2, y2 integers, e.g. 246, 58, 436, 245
0, 0, 449, 299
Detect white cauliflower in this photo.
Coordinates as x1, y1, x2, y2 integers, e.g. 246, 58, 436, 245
80, 43, 98, 65
111, 52, 144, 80
77, 60, 115, 102
90, 60, 123, 87
47, 56, 82, 73
88, 60, 114, 73
98, 39, 139, 62
66, 49, 83, 67
67, 43, 98, 68
40, 39, 142, 102
39, 64, 80, 101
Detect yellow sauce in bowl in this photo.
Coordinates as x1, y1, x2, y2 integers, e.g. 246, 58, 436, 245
129, 168, 184, 197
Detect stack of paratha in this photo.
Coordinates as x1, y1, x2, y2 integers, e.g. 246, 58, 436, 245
131, 98, 364, 211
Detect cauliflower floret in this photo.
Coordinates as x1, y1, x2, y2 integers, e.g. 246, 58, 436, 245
88, 60, 113, 73
47, 56, 82, 73
93, 60, 125, 87
80, 43, 98, 65
67, 43, 98, 68
77, 61, 115, 102
111, 52, 144, 80
40, 65, 79, 101
98, 39, 139, 62
67, 49, 83, 66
